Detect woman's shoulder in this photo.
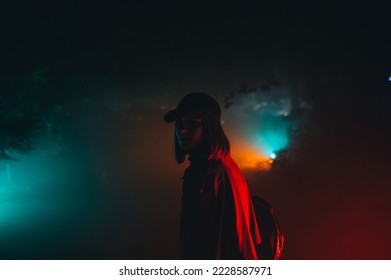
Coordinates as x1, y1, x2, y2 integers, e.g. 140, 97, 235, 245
207, 158, 229, 178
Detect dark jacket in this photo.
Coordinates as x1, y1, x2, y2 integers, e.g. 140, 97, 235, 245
180, 153, 261, 259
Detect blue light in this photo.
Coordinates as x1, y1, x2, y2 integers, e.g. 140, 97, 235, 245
388, 76, 391, 82
270, 153, 276, 159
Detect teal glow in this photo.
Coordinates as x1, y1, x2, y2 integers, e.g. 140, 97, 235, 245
0, 183, 61, 229
251, 114, 292, 158
228, 90, 295, 162
388, 76, 391, 82
0, 158, 63, 231
0, 140, 95, 239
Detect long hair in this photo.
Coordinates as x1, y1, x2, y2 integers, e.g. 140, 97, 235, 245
174, 115, 230, 164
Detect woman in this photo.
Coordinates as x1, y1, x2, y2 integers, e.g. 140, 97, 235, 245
164, 92, 261, 259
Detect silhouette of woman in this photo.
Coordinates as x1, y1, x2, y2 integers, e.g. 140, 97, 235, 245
164, 92, 261, 259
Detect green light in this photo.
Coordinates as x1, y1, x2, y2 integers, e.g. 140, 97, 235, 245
270, 153, 276, 159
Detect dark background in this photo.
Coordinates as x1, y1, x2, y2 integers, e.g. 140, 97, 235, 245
0, 1, 390, 259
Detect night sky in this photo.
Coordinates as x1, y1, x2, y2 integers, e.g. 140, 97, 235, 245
1, 1, 390, 259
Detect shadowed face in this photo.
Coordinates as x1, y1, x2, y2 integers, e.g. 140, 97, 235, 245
175, 116, 204, 153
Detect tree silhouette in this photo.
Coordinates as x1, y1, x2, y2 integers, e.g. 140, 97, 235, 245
0, 68, 47, 160
0, 66, 74, 161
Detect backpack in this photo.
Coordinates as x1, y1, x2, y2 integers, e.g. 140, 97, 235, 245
252, 195, 285, 260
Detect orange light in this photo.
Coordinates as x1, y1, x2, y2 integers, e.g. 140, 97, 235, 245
230, 140, 273, 171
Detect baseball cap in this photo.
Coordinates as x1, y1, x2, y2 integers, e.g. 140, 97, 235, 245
164, 92, 221, 123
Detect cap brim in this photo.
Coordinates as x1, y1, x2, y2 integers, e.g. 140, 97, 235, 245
163, 109, 178, 123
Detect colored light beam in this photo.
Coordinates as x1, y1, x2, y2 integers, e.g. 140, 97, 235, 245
251, 114, 292, 160
226, 89, 296, 170
231, 140, 273, 170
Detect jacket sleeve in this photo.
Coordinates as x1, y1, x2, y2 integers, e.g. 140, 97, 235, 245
196, 165, 244, 259
192, 158, 260, 260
